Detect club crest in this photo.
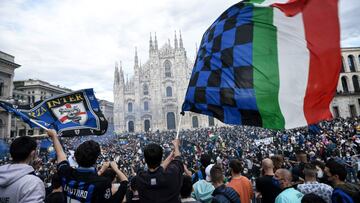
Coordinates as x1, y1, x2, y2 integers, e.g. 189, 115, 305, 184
52, 102, 88, 125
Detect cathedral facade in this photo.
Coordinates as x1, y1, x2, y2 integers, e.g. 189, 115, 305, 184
113, 32, 222, 133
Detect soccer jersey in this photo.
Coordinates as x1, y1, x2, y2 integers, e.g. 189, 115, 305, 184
57, 161, 112, 203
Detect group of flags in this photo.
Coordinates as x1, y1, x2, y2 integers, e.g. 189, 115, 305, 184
0, 0, 342, 138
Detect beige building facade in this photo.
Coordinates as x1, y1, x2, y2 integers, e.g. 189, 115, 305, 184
0, 51, 20, 139
331, 47, 360, 118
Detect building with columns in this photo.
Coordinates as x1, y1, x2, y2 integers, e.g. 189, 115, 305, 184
0, 51, 21, 139
99, 99, 114, 127
113, 32, 223, 133
331, 47, 360, 118
11, 79, 72, 137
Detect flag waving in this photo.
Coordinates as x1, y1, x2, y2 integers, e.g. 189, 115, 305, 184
0, 89, 108, 136
182, 0, 341, 129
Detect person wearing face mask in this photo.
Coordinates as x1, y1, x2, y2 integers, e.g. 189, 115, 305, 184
274, 169, 304, 203
256, 158, 281, 203
0, 136, 45, 203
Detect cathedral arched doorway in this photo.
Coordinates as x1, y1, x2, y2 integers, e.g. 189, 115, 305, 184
166, 112, 176, 130
144, 120, 150, 132
353, 75, 360, 92
192, 116, 199, 128
128, 121, 134, 132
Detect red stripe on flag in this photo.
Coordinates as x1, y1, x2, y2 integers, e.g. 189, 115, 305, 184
60, 116, 68, 123
302, 0, 341, 124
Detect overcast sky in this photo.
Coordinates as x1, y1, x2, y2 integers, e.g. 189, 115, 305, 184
0, 0, 359, 102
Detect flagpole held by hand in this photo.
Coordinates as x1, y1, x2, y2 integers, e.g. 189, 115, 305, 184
175, 114, 183, 140
29, 119, 49, 131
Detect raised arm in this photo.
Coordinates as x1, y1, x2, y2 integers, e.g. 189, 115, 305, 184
110, 161, 128, 182
47, 129, 67, 163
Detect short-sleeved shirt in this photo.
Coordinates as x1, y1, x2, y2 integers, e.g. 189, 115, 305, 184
228, 176, 253, 203
256, 175, 282, 203
275, 188, 304, 203
297, 181, 333, 203
57, 160, 112, 203
136, 157, 184, 203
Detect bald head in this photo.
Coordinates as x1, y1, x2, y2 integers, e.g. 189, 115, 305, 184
262, 158, 274, 169
275, 169, 292, 189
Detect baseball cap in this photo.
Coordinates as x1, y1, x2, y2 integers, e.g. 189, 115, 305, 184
205, 164, 215, 182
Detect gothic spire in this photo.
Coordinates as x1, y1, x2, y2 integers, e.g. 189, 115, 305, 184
149, 32, 153, 51
134, 47, 139, 67
119, 61, 124, 84
174, 30, 178, 49
179, 30, 184, 49
114, 62, 119, 84
154, 32, 158, 50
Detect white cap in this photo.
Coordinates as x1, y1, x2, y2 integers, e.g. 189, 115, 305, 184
205, 164, 215, 182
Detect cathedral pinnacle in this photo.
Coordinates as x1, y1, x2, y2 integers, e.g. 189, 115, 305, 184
154, 32, 158, 50
135, 47, 139, 67
149, 33, 153, 51
179, 30, 184, 49
174, 30, 178, 49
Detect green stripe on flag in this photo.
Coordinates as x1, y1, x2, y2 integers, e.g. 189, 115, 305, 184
247, 0, 267, 3
252, 6, 285, 129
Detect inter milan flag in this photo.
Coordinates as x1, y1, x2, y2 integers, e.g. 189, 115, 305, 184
182, 0, 341, 129
0, 89, 108, 136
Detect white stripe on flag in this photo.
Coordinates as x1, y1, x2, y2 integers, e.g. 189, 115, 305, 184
254, 0, 289, 7
274, 9, 310, 129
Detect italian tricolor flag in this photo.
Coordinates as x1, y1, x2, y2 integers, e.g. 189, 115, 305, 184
182, 0, 341, 130
250, 0, 341, 129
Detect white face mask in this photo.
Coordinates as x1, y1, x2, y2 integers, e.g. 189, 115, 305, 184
317, 169, 324, 178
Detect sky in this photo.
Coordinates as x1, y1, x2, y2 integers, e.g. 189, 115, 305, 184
0, 0, 359, 102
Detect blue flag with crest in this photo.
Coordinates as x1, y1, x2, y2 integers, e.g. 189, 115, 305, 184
0, 89, 108, 137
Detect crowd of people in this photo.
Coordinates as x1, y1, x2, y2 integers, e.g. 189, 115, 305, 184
0, 116, 360, 203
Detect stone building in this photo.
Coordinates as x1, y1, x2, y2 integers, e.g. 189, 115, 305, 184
331, 47, 360, 118
0, 51, 21, 139
99, 99, 114, 126
11, 79, 72, 137
113, 32, 222, 133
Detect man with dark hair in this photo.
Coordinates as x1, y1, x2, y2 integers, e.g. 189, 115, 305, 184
292, 150, 307, 181
181, 175, 201, 203
45, 173, 65, 203
74, 140, 101, 167
210, 164, 240, 203
192, 153, 212, 184
297, 163, 332, 203
0, 136, 45, 203
48, 130, 114, 203
136, 139, 184, 203
227, 159, 253, 203
325, 160, 360, 203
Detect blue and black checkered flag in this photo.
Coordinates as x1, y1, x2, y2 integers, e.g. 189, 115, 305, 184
182, 2, 262, 127
182, 0, 341, 129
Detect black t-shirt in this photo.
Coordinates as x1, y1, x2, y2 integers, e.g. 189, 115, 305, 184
136, 157, 184, 203
256, 175, 281, 203
45, 192, 65, 203
57, 160, 112, 203
110, 180, 129, 203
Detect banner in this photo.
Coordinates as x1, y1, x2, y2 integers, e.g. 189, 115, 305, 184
0, 89, 108, 137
